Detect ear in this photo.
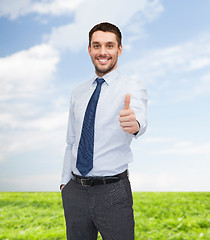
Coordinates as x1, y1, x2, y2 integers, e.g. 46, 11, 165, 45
88, 45, 91, 56
118, 45, 123, 57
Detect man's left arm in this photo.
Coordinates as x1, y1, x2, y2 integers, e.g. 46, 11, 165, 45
119, 82, 147, 138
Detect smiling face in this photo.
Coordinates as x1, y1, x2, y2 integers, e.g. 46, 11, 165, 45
88, 31, 122, 77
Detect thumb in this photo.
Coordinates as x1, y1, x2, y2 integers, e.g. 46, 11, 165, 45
123, 94, 131, 110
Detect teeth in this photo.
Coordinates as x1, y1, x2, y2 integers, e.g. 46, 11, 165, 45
98, 59, 108, 64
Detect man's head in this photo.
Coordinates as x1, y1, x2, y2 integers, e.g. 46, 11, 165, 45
89, 22, 122, 47
88, 22, 123, 77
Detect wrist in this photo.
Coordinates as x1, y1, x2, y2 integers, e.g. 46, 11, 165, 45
133, 121, 140, 135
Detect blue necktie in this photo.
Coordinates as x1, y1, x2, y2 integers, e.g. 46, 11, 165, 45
76, 78, 105, 176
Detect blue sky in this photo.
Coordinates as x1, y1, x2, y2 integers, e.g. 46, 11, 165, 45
0, 0, 210, 191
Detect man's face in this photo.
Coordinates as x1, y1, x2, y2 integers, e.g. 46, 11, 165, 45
88, 31, 122, 77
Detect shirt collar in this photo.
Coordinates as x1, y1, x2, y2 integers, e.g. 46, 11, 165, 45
92, 68, 120, 85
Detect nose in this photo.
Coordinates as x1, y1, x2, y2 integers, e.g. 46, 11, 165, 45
99, 45, 107, 56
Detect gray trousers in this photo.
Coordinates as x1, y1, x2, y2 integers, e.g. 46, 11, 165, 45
62, 177, 134, 240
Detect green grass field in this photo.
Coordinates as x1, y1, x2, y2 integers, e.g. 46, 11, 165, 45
0, 192, 209, 240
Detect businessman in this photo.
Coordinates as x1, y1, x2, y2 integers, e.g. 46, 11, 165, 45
61, 22, 147, 240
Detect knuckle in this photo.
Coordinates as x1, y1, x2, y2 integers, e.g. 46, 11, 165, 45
131, 114, 136, 120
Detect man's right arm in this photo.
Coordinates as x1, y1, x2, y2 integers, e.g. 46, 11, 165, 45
60, 95, 75, 190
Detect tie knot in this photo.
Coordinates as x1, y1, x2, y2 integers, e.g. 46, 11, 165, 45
96, 78, 105, 85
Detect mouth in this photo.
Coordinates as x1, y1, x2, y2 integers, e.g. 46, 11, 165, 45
97, 58, 110, 65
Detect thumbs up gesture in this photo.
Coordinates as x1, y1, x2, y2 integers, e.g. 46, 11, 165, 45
119, 94, 140, 134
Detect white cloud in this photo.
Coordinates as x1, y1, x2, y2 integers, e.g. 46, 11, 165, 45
193, 72, 210, 96
130, 171, 210, 191
0, 110, 68, 164
0, 43, 66, 163
0, 43, 59, 100
30, 0, 86, 16
124, 0, 164, 45
0, 0, 163, 22
132, 135, 210, 158
141, 136, 177, 144
0, 173, 60, 191
0, 0, 30, 20
0, 107, 68, 131
121, 33, 210, 102
0, 0, 164, 52
23, 111, 68, 131
123, 34, 210, 83
155, 141, 210, 156
0, 0, 86, 20
46, 0, 164, 51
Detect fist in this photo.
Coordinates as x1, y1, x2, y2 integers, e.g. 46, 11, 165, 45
60, 184, 65, 191
119, 94, 140, 134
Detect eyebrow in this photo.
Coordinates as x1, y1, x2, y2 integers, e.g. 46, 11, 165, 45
92, 41, 115, 45
92, 41, 100, 45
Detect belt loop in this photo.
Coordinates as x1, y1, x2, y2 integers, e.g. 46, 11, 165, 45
102, 177, 106, 185
90, 179, 94, 187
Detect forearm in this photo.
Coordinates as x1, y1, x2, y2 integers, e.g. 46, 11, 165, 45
132, 85, 148, 138
61, 94, 74, 187
61, 147, 72, 186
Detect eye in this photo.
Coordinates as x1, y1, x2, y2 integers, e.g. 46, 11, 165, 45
93, 45, 100, 49
107, 45, 113, 49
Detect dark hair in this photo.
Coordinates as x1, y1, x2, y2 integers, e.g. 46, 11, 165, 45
89, 22, 122, 47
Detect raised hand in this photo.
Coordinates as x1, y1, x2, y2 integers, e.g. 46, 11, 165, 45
119, 94, 140, 134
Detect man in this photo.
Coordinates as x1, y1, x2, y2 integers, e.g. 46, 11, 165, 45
61, 22, 147, 240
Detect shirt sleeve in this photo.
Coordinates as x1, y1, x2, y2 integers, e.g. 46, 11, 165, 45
129, 78, 148, 139
61, 94, 75, 185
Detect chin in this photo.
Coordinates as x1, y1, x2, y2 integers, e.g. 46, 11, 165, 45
95, 65, 115, 76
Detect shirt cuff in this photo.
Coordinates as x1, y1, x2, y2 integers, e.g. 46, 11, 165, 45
133, 121, 140, 136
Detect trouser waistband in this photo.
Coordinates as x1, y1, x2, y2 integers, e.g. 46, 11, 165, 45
71, 170, 128, 187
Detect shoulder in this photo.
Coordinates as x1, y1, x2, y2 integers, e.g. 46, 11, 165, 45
119, 72, 147, 91
71, 78, 93, 97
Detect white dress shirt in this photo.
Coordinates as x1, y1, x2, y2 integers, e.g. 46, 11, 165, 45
61, 68, 147, 185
